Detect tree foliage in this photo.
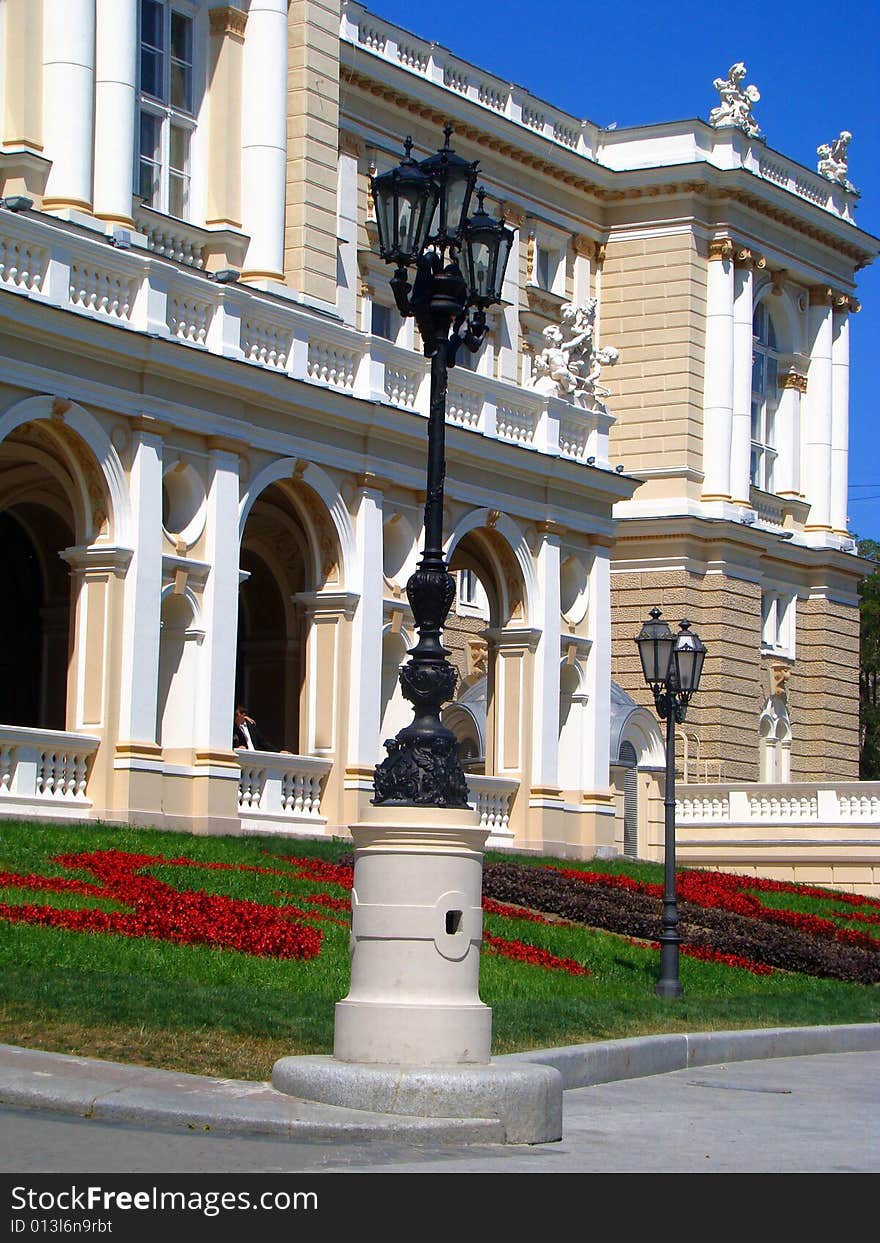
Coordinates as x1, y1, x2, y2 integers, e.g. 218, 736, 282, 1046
857, 538, 880, 779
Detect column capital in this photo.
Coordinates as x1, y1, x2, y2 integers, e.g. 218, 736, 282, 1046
708, 237, 735, 262
734, 246, 766, 270
808, 285, 835, 306
535, 519, 567, 538
209, 5, 248, 39
354, 471, 390, 492
501, 202, 526, 228
572, 233, 597, 260
779, 371, 808, 393
206, 435, 242, 456
131, 414, 171, 438
339, 131, 363, 159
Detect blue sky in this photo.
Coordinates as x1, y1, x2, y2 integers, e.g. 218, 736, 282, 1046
365, 0, 880, 542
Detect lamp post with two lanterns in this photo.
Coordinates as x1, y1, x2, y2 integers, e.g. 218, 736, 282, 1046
634, 608, 707, 998
369, 125, 514, 809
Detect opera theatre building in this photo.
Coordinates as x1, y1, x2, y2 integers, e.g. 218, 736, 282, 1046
1, 0, 878, 894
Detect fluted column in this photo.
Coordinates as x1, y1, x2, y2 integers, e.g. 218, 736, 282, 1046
93, 0, 138, 227
701, 239, 735, 500
804, 287, 835, 531
42, 0, 96, 213
730, 250, 760, 504
831, 298, 853, 535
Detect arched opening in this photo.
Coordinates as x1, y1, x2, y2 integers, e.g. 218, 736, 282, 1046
619, 739, 639, 858
236, 479, 339, 754
442, 524, 524, 776
558, 662, 586, 790
751, 300, 781, 491
0, 430, 82, 731
760, 695, 792, 783
379, 627, 410, 745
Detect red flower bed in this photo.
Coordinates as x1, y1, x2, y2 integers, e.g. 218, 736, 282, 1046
0, 849, 322, 960
483, 933, 591, 977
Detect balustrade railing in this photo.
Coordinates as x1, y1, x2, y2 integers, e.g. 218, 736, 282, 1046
677, 782, 880, 824
0, 206, 612, 471
0, 726, 99, 818
467, 775, 518, 846
236, 751, 332, 836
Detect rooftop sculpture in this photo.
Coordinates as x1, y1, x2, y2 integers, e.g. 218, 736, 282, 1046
709, 62, 762, 139
817, 131, 855, 192
530, 300, 619, 406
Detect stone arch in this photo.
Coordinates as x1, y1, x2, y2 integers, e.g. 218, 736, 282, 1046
444, 507, 536, 625
0, 394, 130, 546
752, 277, 802, 356
759, 693, 792, 783
558, 657, 589, 791
241, 457, 354, 590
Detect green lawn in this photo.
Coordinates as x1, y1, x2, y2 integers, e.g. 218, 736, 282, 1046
0, 819, 877, 1082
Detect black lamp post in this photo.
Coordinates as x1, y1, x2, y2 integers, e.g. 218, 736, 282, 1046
634, 607, 707, 998
370, 126, 514, 808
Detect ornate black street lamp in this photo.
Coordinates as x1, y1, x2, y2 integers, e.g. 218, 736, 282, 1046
370, 126, 514, 808
635, 608, 707, 998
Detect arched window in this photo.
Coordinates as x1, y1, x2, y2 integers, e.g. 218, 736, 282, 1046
751, 301, 780, 491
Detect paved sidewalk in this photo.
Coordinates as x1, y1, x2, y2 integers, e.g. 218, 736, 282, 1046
1, 1022, 878, 1145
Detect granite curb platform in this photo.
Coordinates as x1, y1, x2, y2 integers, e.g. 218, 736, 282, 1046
1, 1022, 878, 1145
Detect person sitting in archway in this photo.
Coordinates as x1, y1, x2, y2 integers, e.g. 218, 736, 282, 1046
233, 705, 287, 753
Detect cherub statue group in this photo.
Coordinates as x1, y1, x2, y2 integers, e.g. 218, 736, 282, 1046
530, 299, 619, 405
817, 131, 854, 191
709, 62, 762, 139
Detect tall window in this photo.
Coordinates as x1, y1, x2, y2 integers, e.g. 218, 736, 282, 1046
750, 301, 780, 492
761, 589, 795, 659
138, 0, 195, 219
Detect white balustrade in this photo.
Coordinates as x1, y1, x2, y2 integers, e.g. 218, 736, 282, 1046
133, 206, 206, 268
0, 235, 48, 293
0, 205, 613, 477
467, 775, 518, 847
0, 726, 99, 818
237, 751, 332, 836
677, 782, 880, 825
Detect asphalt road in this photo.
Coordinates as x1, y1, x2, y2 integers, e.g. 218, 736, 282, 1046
3, 1049, 878, 1175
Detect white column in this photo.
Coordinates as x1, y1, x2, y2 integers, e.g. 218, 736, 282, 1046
582, 550, 611, 791
347, 479, 385, 765
831, 302, 851, 534
730, 257, 755, 504
804, 289, 834, 531
497, 205, 523, 383
531, 524, 562, 789
775, 374, 803, 498
42, 0, 96, 211
240, 0, 287, 281
572, 236, 593, 306
117, 419, 165, 742
701, 241, 735, 500
196, 442, 242, 749
336, 137, 360, 327
93, 0, 137, 227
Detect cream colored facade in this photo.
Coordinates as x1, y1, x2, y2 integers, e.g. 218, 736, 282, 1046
0, 0, 879, 892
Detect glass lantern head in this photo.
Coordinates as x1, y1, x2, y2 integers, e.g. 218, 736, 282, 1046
462, 189, 515, 307
371, 137, 437, 266
635, 607, 675, 690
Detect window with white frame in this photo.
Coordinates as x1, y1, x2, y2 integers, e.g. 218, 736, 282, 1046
370, 301, 400, 342
529, 233, 565, 294
761, 589, 795, 658
456, 569, 490, 619
750, 301, 780, 492
138, 0, 196, 219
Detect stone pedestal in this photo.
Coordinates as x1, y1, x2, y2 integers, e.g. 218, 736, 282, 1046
334, 805, 490, 1065
271, 803, 563, 1143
